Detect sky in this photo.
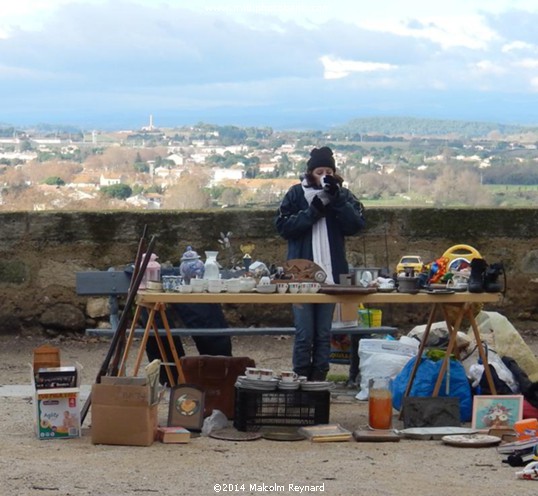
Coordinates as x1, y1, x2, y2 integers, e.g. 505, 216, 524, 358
2, 0, 538, 130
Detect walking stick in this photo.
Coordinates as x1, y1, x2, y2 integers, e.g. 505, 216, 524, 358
108, 225, 148, 376
80, 234, 157, 424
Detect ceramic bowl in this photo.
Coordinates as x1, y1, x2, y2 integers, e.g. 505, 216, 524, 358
256, 284, 276, 294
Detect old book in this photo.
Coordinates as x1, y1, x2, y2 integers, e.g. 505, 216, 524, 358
353, 429, 400, 442
157, 426, 191, 444
298, 424, 352, 442
497, 436, 538, 454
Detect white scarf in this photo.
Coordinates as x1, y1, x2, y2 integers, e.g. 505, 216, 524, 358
301, 180, 335, 285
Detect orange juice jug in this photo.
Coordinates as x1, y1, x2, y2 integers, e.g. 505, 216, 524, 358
368, 377, 393, 430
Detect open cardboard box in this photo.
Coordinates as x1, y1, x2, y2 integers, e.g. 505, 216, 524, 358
91, 379, 159, 447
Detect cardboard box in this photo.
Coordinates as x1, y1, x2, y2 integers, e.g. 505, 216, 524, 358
31, 362, 82, 440
157, 426, 191, 444
91, 383, 158, 446
35, 388, 81, 439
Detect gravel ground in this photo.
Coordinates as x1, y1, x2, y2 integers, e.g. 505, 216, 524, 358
1, 328, 538, 496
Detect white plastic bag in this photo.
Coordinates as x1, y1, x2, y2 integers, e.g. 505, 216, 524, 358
201, 409, 228, 436
355, 338, 419, 400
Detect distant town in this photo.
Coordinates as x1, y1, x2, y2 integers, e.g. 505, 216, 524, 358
1, 116, 538, 211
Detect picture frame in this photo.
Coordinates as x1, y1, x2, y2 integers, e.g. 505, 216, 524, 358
167, 384, 205, 431
471, 395, 524, 432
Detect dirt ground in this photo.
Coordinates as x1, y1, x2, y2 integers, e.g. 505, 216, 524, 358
1, 325, 538, 496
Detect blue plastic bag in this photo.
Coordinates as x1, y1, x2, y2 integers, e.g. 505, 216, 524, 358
391, 355, 472, 422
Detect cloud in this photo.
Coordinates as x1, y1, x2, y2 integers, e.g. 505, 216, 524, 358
359, 15, 498, 50
2, 2, 538, 127
320, 56, 397, 80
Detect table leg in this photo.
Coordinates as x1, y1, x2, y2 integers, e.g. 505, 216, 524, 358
467, 306, 497, 395
132, 305, 157, 376
399, 303, 439, 419
159, 304, 186, 384
432, 303, 465, 396
150, 317, 176, 386
118, 304, 144, 376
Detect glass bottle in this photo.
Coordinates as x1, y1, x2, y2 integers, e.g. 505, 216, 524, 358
368, 377, 393, 430
203, 251, 220, 280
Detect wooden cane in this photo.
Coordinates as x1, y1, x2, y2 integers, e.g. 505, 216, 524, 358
80, 235, 156, 424
108, 225, 148, 376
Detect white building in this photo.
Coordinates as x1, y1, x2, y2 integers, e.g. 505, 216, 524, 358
99, 174, 122, 187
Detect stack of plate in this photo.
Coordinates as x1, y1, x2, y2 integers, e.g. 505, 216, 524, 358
278, 380, 300, 391
235, 376, 278, 391
301, 381, 333, 391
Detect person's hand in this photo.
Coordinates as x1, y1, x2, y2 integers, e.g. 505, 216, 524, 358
323, 175, 340, 196
311, 195, 326, 216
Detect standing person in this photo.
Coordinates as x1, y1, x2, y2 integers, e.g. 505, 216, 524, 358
275, 146, 365, 381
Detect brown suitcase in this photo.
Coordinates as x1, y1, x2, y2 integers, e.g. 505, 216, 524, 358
180, 356, 255, 419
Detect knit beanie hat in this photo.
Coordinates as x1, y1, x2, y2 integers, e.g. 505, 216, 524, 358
307, 146, 336, 172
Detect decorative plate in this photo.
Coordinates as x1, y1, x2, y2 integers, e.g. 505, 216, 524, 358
442, 434, 501, 448
282, 259, 326, 282
209, 428, 262, 441
262, 429, 306, 442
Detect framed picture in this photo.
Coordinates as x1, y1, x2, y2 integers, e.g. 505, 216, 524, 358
471, 395, 524, 432
168, 384, 205, 431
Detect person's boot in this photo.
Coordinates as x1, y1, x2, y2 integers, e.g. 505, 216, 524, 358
468, 258, 487, 293
484, 262, 504, 292
309, 368, 328, 381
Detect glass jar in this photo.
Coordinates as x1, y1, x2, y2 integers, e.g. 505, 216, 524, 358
203, 251, 220, 280
140, 253, 160, 290
368, 377, 393, 430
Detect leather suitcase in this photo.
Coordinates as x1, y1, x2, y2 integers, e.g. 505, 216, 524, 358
180, 356, 255, 419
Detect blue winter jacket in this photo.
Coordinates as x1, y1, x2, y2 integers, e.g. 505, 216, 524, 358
275, 183, 365, 283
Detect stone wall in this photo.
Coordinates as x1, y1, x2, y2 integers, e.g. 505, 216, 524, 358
0, 208, 537, 335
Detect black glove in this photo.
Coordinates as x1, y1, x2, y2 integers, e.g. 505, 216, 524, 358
323, 175, 340, 196
358, 201, 365, 217
311, 195, 326, 216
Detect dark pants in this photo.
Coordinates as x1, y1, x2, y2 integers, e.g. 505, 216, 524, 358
144, 303, 232, 385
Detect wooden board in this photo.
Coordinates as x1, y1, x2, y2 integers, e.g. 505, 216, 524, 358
282, 259, 327, 282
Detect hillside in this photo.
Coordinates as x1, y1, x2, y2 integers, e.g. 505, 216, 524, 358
334, 116, 538, 138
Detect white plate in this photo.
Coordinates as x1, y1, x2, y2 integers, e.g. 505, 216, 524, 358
278, 382, 300, 390
301, 381, 333, 391
397, 427, 477, 440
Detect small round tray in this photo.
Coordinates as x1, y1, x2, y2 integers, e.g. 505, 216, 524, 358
442, 434, 501, 448
261, 428, 305, 442
209, 428, 262, 441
